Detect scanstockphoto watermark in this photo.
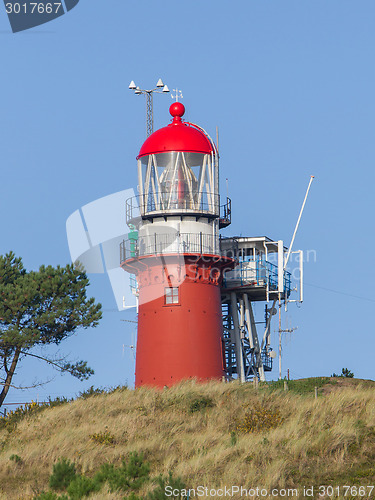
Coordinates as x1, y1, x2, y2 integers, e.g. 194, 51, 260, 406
165, 485, 375, 498
165, 485, 299, 497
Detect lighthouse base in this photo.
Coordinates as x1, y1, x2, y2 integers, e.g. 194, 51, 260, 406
122, 254, 234, 388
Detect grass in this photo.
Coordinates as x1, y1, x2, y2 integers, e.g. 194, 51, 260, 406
265, 376, 331, 394
0, 378, 374, 498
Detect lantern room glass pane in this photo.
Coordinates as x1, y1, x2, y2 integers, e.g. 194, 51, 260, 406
142, 153, 209, 208
139, 152, 217, 215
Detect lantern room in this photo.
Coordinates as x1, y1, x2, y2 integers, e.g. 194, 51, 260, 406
126, 102, 220, 224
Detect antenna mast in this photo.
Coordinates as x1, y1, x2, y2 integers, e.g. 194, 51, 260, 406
284, 175, 314, 269
129, 79, 170, 137
278, 175, 314, 379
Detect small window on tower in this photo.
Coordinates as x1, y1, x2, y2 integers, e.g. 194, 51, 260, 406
165, 287, 179, 305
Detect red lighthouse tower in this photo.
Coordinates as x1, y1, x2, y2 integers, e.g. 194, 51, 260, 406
121, 102, 233, 388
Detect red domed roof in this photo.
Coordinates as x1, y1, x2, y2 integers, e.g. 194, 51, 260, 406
137, 103, 214, 159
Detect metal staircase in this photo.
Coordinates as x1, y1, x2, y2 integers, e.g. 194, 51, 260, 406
221, 296, 275, 382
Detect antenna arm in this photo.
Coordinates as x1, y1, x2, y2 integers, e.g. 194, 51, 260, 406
284, 175, 314, 270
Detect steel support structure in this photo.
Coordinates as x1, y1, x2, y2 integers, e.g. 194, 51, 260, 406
222, 292, 275, 382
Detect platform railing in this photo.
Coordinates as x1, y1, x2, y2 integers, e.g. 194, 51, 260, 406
221, 258, 292, 296
125, 192, 224, 224
261, 347, 273, 371
120, 231, 219, 262
219, 197, 232, 228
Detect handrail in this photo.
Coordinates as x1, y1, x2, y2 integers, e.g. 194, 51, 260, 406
125, 192, 230, 224
121, 231, 220, 261
221, 258, 292, 296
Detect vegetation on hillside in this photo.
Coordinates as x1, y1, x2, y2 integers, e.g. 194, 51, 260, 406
332, 368, 355, 378
0, 378, 374, 499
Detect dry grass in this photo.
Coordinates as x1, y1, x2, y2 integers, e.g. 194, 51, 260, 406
0, 379, 375, 499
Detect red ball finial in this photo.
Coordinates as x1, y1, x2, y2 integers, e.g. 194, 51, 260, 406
169, 102, 185, 119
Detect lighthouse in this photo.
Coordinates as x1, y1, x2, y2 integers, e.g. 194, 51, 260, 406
121, 102, 233, 388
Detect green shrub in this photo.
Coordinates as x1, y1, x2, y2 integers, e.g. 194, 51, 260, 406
107, 384, 128, 394
49, 458, 77, 491
189, 395, 215, 413
47, 396, 70, 408
94, 452, 150, 492
9, 453, 22, 464
37, 452, 185, 499
148, 471, 187, 499
332, 368, 354, 378
78, 386, 105, 399
66, 475, 100, 499
34, 493, 69, 500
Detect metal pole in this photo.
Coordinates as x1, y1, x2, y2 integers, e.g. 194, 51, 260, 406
299, 249, 304, 302
146, 92, 153, 137
260, 299, 277, 351
230, 292, 245, 383
278, 298, 282, 380
243, 294, 254, 349
279, 324, 297, 380
284, 176, 314, 269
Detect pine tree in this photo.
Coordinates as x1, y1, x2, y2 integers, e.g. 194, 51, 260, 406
0, 252, 102, 407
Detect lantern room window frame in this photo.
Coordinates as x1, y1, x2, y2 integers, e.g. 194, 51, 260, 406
137, 151, 219, 217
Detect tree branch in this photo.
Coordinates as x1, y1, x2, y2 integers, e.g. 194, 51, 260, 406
19, 351, 94, 380
20, 350, 67, 371
0, 377, 54, 390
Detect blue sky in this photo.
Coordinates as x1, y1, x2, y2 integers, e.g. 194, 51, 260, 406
1, 0, 375, 405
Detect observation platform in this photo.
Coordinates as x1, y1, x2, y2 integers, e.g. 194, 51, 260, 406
220, 236, 291, 301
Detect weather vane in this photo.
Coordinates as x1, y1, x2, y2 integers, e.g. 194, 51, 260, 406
171, 88, 183, 102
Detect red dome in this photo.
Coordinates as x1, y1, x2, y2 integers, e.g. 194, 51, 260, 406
137, 104, 214, 158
